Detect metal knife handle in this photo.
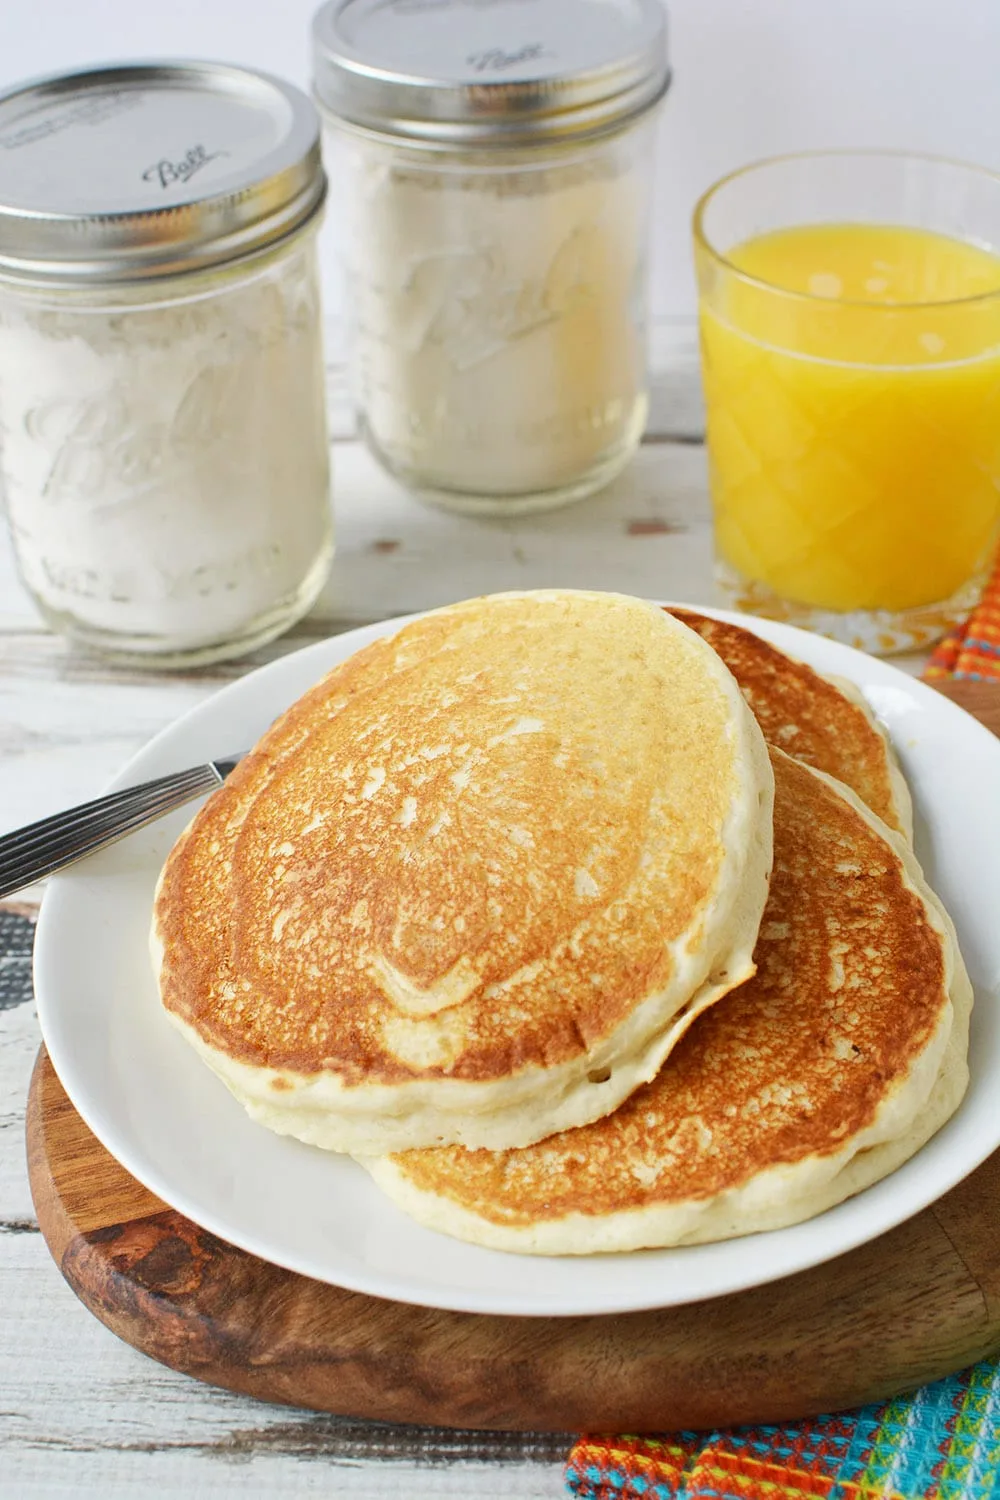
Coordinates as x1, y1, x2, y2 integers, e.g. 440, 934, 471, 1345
0, 757, 242, 899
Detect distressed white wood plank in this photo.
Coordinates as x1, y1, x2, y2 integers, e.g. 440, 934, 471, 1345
0, 970, 39, 1227
0, 1449, 566, 1500
312, 440, 716, 630
0, 1236, 571, 1470
0, 1240, 568, 1495
0, 667, 222, 831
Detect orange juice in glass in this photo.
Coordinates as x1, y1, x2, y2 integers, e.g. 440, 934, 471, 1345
694, 152, 1000, 653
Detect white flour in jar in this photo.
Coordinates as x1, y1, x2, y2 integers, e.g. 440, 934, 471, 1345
342, 136, 650, 498
0, 248, 331, 644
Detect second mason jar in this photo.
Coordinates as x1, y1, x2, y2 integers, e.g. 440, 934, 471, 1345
312, 0, 670, 516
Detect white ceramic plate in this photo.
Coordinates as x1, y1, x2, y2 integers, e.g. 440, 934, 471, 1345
33, 606, 1000, 1317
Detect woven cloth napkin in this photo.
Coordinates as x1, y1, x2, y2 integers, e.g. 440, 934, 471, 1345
564, 559, 1000, 1500
564, 1364, 1000, 1500
923, 555, 1000, 681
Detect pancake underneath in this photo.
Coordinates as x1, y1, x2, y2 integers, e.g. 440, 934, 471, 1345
152, 589, 774, 1155
669, 608, 912, 839
362, 750, 970, 1252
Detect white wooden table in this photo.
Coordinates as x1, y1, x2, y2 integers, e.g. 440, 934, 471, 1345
0, 355, 924, 1497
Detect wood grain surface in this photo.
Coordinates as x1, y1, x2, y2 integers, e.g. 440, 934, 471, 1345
930, 677, 1000, 734
24, 677, 1000, 1435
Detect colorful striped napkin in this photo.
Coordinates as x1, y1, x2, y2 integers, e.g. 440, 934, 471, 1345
565, 1361, 1000, 1500
565, 558, 1000, 1500
923, 556, 1000, 682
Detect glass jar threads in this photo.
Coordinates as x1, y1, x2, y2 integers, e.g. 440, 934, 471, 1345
0, 63, 333, 666
312, 0, 670, 516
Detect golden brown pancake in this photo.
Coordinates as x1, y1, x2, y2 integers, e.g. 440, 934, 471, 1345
668, 608, 912, 838
153, 590, 774, 1154
363, 749, 970, 1252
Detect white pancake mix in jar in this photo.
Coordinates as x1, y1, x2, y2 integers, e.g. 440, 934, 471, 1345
312, 0, 669, 515
0, 63, 333, 666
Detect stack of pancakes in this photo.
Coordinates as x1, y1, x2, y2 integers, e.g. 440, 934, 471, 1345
153, 590, 971, 1256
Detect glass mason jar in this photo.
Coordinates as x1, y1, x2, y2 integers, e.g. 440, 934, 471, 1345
0, 63, 334, 667
695, 151, 1000, 655
312, 0, 669, 517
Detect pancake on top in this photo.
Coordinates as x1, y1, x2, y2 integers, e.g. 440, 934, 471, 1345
363, 749, 970, 1251
153, 590, 774, 1154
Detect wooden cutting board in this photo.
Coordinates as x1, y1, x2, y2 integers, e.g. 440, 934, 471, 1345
26, 679, 1000, 1434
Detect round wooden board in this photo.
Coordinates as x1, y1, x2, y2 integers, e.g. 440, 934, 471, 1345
26, 679, 1000, 1433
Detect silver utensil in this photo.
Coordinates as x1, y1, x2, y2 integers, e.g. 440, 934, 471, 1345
0, 755, 244, 899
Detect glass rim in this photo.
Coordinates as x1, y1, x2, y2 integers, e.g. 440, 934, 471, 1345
692, 148, 1000, 312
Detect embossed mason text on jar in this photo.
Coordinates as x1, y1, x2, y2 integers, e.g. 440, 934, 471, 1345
312, 0, 669, 516
0, 62, 332, 666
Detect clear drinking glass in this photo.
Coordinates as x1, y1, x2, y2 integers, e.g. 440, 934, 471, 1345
694, 152, 1000, 654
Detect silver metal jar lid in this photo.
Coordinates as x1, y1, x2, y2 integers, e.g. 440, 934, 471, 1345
311, 0, 670, 148
0, 61, 326, 285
